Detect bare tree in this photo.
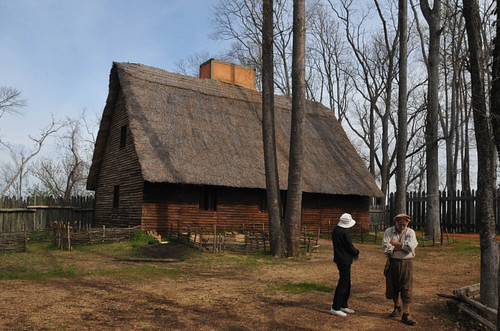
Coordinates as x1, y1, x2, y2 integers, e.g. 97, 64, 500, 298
374, 0, 399, 201
174, 51, 212, 77
463, 0, 498, 308
395, 0, 408, 213
0, 147, 31, 197
420, 0, 442, 242
0, 117, 63, 196
211, 0, 295, 94
284, 0, 306, 257
492, 0, 500, 162
308, 3, 352, 122
330, 0, 405, 198
262, 0, 285, 257
491, 0, 500, 321
0, 86, 26, 120
32, 116, 92, 198
440, 0, 464, 193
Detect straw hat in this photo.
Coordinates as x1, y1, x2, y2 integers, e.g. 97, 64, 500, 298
338, 213, 356, 228
394, 213, 411, 222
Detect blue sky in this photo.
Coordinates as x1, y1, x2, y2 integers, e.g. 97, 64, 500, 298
0, 0, 228, 153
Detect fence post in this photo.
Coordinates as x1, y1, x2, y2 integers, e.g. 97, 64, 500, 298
67, 222, 71, 251
24, 218, 28, 252
88, 223, 92, 245
213, 224, 216, 253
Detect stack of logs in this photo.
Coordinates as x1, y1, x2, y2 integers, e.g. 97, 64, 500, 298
440, 283, 497, 330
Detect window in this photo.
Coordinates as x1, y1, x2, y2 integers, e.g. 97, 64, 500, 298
120, 125, 127, 149
113, 185, 120, 209
199, 189, 216, 211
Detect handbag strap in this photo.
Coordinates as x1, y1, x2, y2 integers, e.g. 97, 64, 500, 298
396, 227, 407, 242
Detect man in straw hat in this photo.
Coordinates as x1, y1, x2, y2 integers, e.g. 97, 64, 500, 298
330, 213, 359, 317
382, 213, 418, 325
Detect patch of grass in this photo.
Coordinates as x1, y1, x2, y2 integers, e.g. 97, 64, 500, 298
75, 241, 137, 258
451, 245, 480, 253
27, 241, 58, 253
89, 265, 183, 280
182, 250, 284, 277
28, 231, 52, 241
351, 233, 379, 244
131, 230, 160, 245
271, 282, 333, 294
414, 251, 428, 259
0, 263, 78, 280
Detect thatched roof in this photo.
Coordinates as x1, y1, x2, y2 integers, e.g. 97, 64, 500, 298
87, 62, 383, 198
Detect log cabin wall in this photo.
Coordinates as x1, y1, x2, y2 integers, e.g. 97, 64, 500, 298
301, 193, 370, 234
94, 92, 144, 227
141, 183, 268, 235
141, 182, 369, 236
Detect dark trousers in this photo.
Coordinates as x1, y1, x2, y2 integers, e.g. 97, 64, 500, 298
332, 263, 351, 310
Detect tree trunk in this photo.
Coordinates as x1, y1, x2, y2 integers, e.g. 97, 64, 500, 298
262, 0, 285, 257
461, 84, 472, 191
420, 0, 441, 242
492, 0, 500, 163
284, 0, 306, 257
463, 0, 499, 308
395, 0, 408, 213
488, 0, 500, 318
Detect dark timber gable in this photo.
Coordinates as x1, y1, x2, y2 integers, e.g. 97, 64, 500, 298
94, 91, 143, 227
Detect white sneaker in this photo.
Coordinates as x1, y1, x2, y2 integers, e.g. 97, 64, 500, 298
330, 308, 347, 317
341, 307, 355, 314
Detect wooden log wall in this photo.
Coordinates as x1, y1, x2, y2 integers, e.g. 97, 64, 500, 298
301, 193, 370, 235
142, 184, 269, 236
141, 183, 371, 238
93, 92, 143, 228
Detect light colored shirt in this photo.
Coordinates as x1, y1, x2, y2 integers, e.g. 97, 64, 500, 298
382, 226, 418, 259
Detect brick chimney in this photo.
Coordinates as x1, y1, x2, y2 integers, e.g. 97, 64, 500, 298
200, 59, 256, 90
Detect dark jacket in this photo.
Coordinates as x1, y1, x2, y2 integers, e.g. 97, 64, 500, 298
332, 226, 359, 265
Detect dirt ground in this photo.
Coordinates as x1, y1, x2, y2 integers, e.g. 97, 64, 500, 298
0, 236, 487, 330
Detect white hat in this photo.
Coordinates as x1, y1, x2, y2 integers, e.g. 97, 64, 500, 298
338, 213, 356, 228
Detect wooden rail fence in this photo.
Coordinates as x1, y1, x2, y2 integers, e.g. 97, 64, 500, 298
0, 222, 140, 253
157, 221, 322, 254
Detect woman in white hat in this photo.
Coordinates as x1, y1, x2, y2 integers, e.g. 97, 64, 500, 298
330, 213, 359, 317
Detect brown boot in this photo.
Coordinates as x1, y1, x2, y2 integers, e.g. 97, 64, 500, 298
390, 306, 401, 317
401, 313, 416, 325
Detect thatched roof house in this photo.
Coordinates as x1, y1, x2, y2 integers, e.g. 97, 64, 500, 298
87, 61, 383, 234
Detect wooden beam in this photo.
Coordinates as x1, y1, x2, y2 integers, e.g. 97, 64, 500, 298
453, 283, 480, 297
457, 294, 497, 321
456, 303, 496, 331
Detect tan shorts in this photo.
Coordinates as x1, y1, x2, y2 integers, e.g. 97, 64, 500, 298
385, 258, 413, 303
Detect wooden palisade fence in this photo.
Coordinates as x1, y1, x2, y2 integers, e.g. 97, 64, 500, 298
380, 189, 500, 233
0, 195, 94, 233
